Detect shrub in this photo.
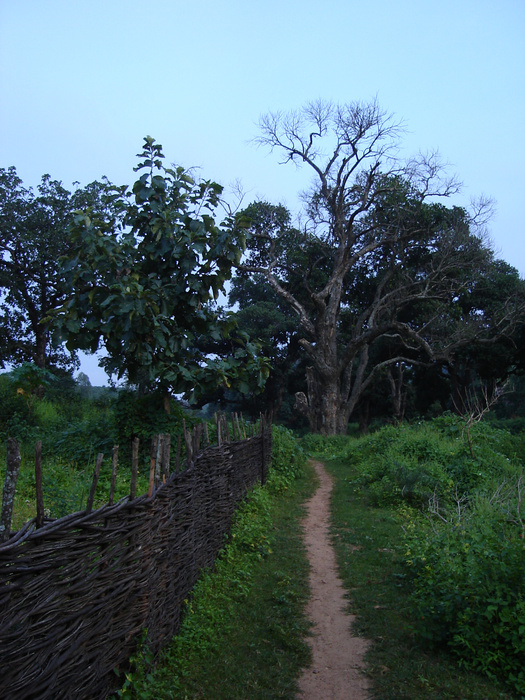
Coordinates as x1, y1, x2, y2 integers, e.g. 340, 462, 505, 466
50, 412, 117, 465
343, 416, 522, 508
403, 477, 525, 695
334, 415, 525, 693
0, 374, 34, 440
301, 433, 352, 457
269, 425, 307, 492
342, 422, 456, 507
113, 390, 192, 467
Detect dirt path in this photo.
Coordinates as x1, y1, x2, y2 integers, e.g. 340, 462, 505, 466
297, 460, 370, 700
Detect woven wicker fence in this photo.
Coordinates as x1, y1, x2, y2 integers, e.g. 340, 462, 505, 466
0, 417, 272, 700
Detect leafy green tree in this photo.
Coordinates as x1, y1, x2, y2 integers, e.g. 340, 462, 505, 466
225, 204, 308, 421
0, 167, 106, 370
224, 274, 306, 424
236, 100, 523, 433
441, 259, 525, 413
52, 137, 269, 406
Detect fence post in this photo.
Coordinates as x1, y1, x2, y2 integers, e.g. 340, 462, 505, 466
154, 434, 163, 490
234, 412, 245, 441
86, 453, 104, 513
175, 434, 181, 472
161, 433, 171, 482
148, 435, 158, 497
261, 417, 267, 486
221, 413, 230, 443
192, 424, 202, 457
35, 440, 44, 528
215, 413, 221, 446
0, 438, 21, 542
130, 437, 139, 499
183, 420, 193, 465
240, 413, 247, 440
109, 446, 119, 506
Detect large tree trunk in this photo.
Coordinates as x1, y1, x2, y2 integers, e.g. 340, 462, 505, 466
295, 366, 351, 435
34, 328, 48, 369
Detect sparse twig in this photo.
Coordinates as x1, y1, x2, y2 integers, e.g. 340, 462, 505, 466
453, 380, 509, 457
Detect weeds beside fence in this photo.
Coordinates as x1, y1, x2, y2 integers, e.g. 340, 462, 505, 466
0, 415, 272, 700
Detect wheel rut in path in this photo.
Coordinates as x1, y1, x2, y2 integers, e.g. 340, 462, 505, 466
297, 460, 370, 700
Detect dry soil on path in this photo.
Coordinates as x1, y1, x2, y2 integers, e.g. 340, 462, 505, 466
297, 460, 370, 700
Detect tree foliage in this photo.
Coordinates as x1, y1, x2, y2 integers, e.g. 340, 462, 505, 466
0, 167, 105, 370
52, 137, 269, 401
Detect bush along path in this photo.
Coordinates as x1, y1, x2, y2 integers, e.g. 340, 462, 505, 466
297, 460, 370, 699
315, 419, 522, 700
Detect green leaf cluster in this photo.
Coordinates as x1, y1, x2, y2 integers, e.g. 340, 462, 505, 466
267, 425, 307, 492
52, 137, 268, 399
0, 167, 109, 370
403, 487, 525, 695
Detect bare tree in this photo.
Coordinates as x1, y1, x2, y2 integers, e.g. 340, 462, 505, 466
238, 99, 520, 434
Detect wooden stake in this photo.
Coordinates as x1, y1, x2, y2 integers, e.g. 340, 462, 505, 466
154, 434, 163, 489
86, 453, 104, 514
215, 412, 221, 446
161, 433, 171, 480
223, 414, 230, 443
176, 434, 181, 472
148, 435, 158, 497
183, 420, 193, 465
109, 446, 119, 506
240, 413, 247, 440
235, 413, 242, 441
192, 424, 202, 456
261, 423, 267, 485
35, 441, 44, 528
130, 437, 139, 500
1, 438, 21, 542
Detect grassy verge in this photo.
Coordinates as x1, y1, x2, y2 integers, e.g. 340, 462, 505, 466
116, 431, 317, 699
325, 455, 515, 699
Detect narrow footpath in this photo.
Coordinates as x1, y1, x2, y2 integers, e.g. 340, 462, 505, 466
297, 460, 370, 700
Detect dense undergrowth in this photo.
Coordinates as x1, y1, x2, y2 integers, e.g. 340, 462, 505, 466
0, 372, 202, 525
306, 415, 525, 697
114, 425, 315, 699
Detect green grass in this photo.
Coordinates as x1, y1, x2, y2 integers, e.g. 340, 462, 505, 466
325, 455, 515, 699
115, 457, 317, 699
0, 444, 150, 529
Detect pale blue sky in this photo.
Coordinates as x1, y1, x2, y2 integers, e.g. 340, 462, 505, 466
1, 0, 524, 384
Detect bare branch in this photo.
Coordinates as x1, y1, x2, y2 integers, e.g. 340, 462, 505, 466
405, 150, 462, 199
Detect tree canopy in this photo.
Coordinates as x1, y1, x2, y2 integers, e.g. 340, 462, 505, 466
52, 137, 268, 402
233, 100, 525, 433
0, 167, 106, 370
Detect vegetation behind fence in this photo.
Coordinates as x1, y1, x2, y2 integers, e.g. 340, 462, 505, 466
0, 416, 272, 700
